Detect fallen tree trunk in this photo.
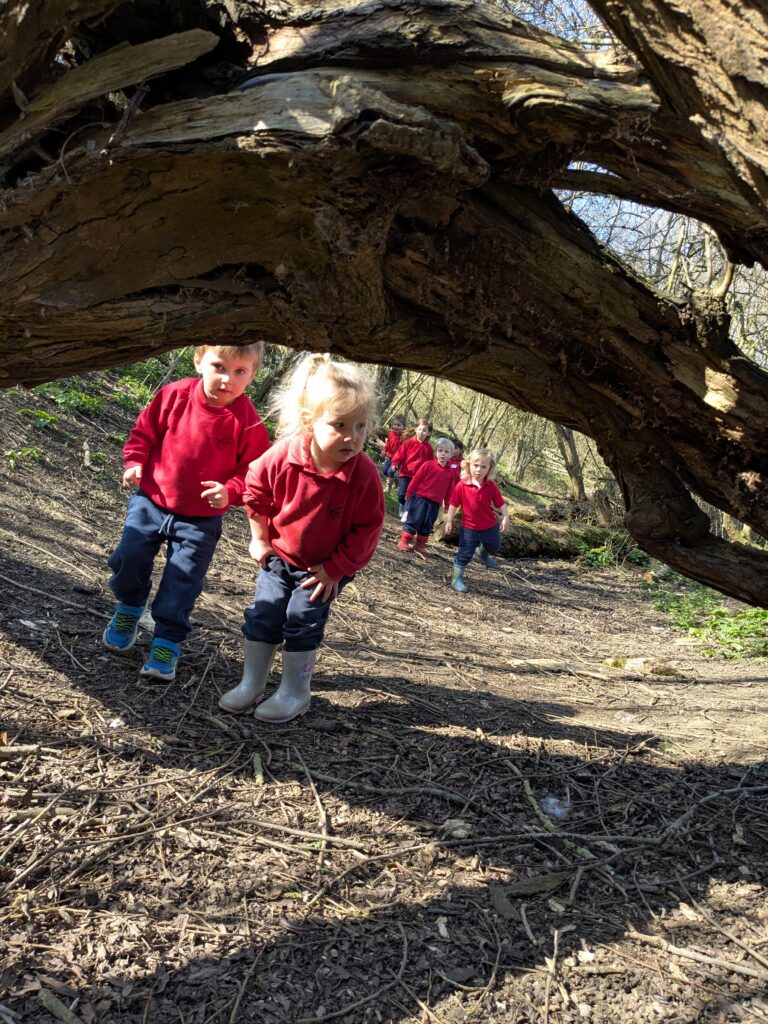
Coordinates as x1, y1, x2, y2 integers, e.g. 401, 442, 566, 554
1, 0, 768, 604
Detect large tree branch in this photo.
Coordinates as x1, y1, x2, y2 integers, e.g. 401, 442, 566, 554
1, 0, 768, 606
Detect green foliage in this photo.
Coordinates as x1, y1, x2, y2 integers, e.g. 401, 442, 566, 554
115, 349, 197, 392
646, 572, 768, 658
107, 432, 128, 445
384, 488, 400, 519
624, 546, 651, 567
35, 381, 105, 417
19, 407, 58, 429
3, 446, 43, 469
695, 607, 768, 659
576, 542, 614, 568
113, 377, 154, 413
575, 531, 649, 568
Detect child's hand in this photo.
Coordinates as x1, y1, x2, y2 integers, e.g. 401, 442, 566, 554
301, 564, 339, 603
500, 515, 510, 533
201, 480, 229, 510
248, 538, 274, 567
123, 465, 142, 490
443, 518, 453, 536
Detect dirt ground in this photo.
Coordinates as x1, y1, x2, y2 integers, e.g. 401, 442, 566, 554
1, 384, 767, 1024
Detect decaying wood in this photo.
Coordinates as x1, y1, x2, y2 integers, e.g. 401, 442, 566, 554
0, 29, 218, 168
1, 0, 768, 604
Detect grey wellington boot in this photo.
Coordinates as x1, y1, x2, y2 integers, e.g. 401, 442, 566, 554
451, 561, 468, 593
218, 640, 279, 712
254, 649, 317, 724
478, 544, 497, 569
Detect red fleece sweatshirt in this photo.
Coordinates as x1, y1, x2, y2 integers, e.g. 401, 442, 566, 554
383, 430, 403, 458
405, 460, 456, 507
392, 437, 434, 476
243, 435, 385, 581
123, 378, 269, 517
449, 478, 506, 530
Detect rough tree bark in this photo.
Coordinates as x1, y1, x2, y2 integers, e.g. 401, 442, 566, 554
1, 0, 768, 603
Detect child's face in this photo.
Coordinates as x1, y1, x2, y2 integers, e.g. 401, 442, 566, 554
194, 348, 258, 407
311, 403, 368, 470
469, 455, 492, 483
415, 424, 430, 442
436, 443, 453, 467
392, 419, 405, 435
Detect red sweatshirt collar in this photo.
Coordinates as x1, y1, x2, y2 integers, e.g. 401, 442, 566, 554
286, 434, 358, 482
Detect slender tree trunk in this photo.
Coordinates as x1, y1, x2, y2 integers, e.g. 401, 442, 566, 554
554, 425, 587, 502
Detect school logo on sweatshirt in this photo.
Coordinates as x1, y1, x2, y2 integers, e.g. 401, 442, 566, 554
329, 503, 344, 519
216, 437, 234, 449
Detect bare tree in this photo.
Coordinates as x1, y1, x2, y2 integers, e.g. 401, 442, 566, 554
553, 424, 587, 502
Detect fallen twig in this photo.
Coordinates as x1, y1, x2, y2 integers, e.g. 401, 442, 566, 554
626, 929, 768, 982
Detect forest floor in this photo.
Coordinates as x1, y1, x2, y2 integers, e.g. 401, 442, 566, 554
1, 384, 767, 1024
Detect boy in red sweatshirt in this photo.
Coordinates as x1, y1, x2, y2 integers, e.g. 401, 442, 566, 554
398, 438, 456, 554
103, 343, 270, 680
391, 417, 434, 517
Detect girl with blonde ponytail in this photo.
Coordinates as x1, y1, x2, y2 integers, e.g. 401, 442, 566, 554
219, 353, 385, 723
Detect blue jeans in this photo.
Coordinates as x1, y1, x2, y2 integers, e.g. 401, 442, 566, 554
382, 457, 398, 478
397, 475, 411, 504
456, 523, 501, 567
107, 490, 222, 643
243, 555, 352, 652
404, 495, 440, 536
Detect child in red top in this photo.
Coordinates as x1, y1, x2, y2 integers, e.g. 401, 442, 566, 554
398, 438, 455, 555
218, 354, 385, 724
103, 343, 269, 680
391, 417, 434, 517
382, 414, 406, 484
449, 439, 465, 480
445, 447, 509, 593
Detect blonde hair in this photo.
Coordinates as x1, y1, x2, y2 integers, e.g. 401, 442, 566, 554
194, 342, 264, 368
461, 447, 498, 481
270, 353, 379, 438
436, 437, 455, 453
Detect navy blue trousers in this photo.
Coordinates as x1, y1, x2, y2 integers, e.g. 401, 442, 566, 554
456, 523, 501, 567
403, 495, 440, 537
243, 555, 352, 652
107, 490, 222, 643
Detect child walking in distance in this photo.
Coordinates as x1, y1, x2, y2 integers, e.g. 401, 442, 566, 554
103, 343, 269, 680
381, 414, 406, 491
449, 440, 464, 480
398, 438, 455, 554
218, 354, 385, 724
391, 417, 434, 518
444, 447, 509, 593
